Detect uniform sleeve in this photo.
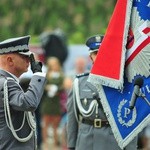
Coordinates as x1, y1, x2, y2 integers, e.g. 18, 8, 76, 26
67, 88, 78, 149
7, 75, 46, 111
125, 136, 137, 150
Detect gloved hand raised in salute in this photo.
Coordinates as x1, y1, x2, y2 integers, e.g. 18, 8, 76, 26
30, 53, 42, 73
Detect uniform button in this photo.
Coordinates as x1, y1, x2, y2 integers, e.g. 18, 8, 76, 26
38, 79, 41, 82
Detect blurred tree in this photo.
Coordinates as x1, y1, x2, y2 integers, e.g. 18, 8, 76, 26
0, 0, 115, 43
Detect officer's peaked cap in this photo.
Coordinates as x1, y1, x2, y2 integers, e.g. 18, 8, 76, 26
0, 35, 31, 56
86, 35, 104, 53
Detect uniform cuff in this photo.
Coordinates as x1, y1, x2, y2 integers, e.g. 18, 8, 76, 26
33, 72, 46, 77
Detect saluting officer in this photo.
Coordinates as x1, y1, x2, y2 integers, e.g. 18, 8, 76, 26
67, 35, 137, 150
0, 35, 46, 150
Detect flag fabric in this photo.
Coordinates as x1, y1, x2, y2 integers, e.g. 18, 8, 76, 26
88, 0, 150, 149
95, 76, 150, 149
88, 0, 133, 89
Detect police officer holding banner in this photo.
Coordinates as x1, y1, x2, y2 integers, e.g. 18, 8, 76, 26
67, 35, 137, 150
0, 35, 46, 150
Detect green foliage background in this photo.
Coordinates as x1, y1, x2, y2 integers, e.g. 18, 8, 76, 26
0, 0, 116, 44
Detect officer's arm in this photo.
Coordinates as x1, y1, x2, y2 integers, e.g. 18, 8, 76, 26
67, 88, 78, 149
7, 76, 46, 111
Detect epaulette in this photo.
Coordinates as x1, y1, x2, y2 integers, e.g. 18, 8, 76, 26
76, 72, 89, 78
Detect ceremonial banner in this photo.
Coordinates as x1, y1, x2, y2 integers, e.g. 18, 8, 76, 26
89, 0, 150, 149
88, 0, 133, 89
95, 76, 150, 149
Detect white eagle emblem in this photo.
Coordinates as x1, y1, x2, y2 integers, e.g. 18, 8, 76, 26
125, 4, 150, 82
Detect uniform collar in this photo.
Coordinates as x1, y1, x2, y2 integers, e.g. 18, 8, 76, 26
0, 69, 19, 83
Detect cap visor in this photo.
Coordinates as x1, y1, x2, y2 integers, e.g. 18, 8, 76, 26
89, 49, 98, 54
19, 51, 32, 56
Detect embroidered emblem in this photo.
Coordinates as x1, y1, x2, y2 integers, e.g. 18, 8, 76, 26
117, 99, 137, 127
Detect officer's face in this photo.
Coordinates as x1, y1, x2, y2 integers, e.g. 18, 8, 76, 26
11, 53, 30, 77
90, 51, 98, 63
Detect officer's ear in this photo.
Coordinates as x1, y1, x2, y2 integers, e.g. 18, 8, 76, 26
6, 55, 14, 67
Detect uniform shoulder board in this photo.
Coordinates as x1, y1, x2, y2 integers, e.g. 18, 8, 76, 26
76, 72, 89, 78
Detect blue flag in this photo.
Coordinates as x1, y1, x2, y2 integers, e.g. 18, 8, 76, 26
98, 76, 150, 148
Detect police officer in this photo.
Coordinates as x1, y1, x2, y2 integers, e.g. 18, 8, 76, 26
0, 35, 46, 150
67, 35, 137, 150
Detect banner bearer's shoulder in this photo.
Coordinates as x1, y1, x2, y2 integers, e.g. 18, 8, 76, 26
76, 72, 89, 78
